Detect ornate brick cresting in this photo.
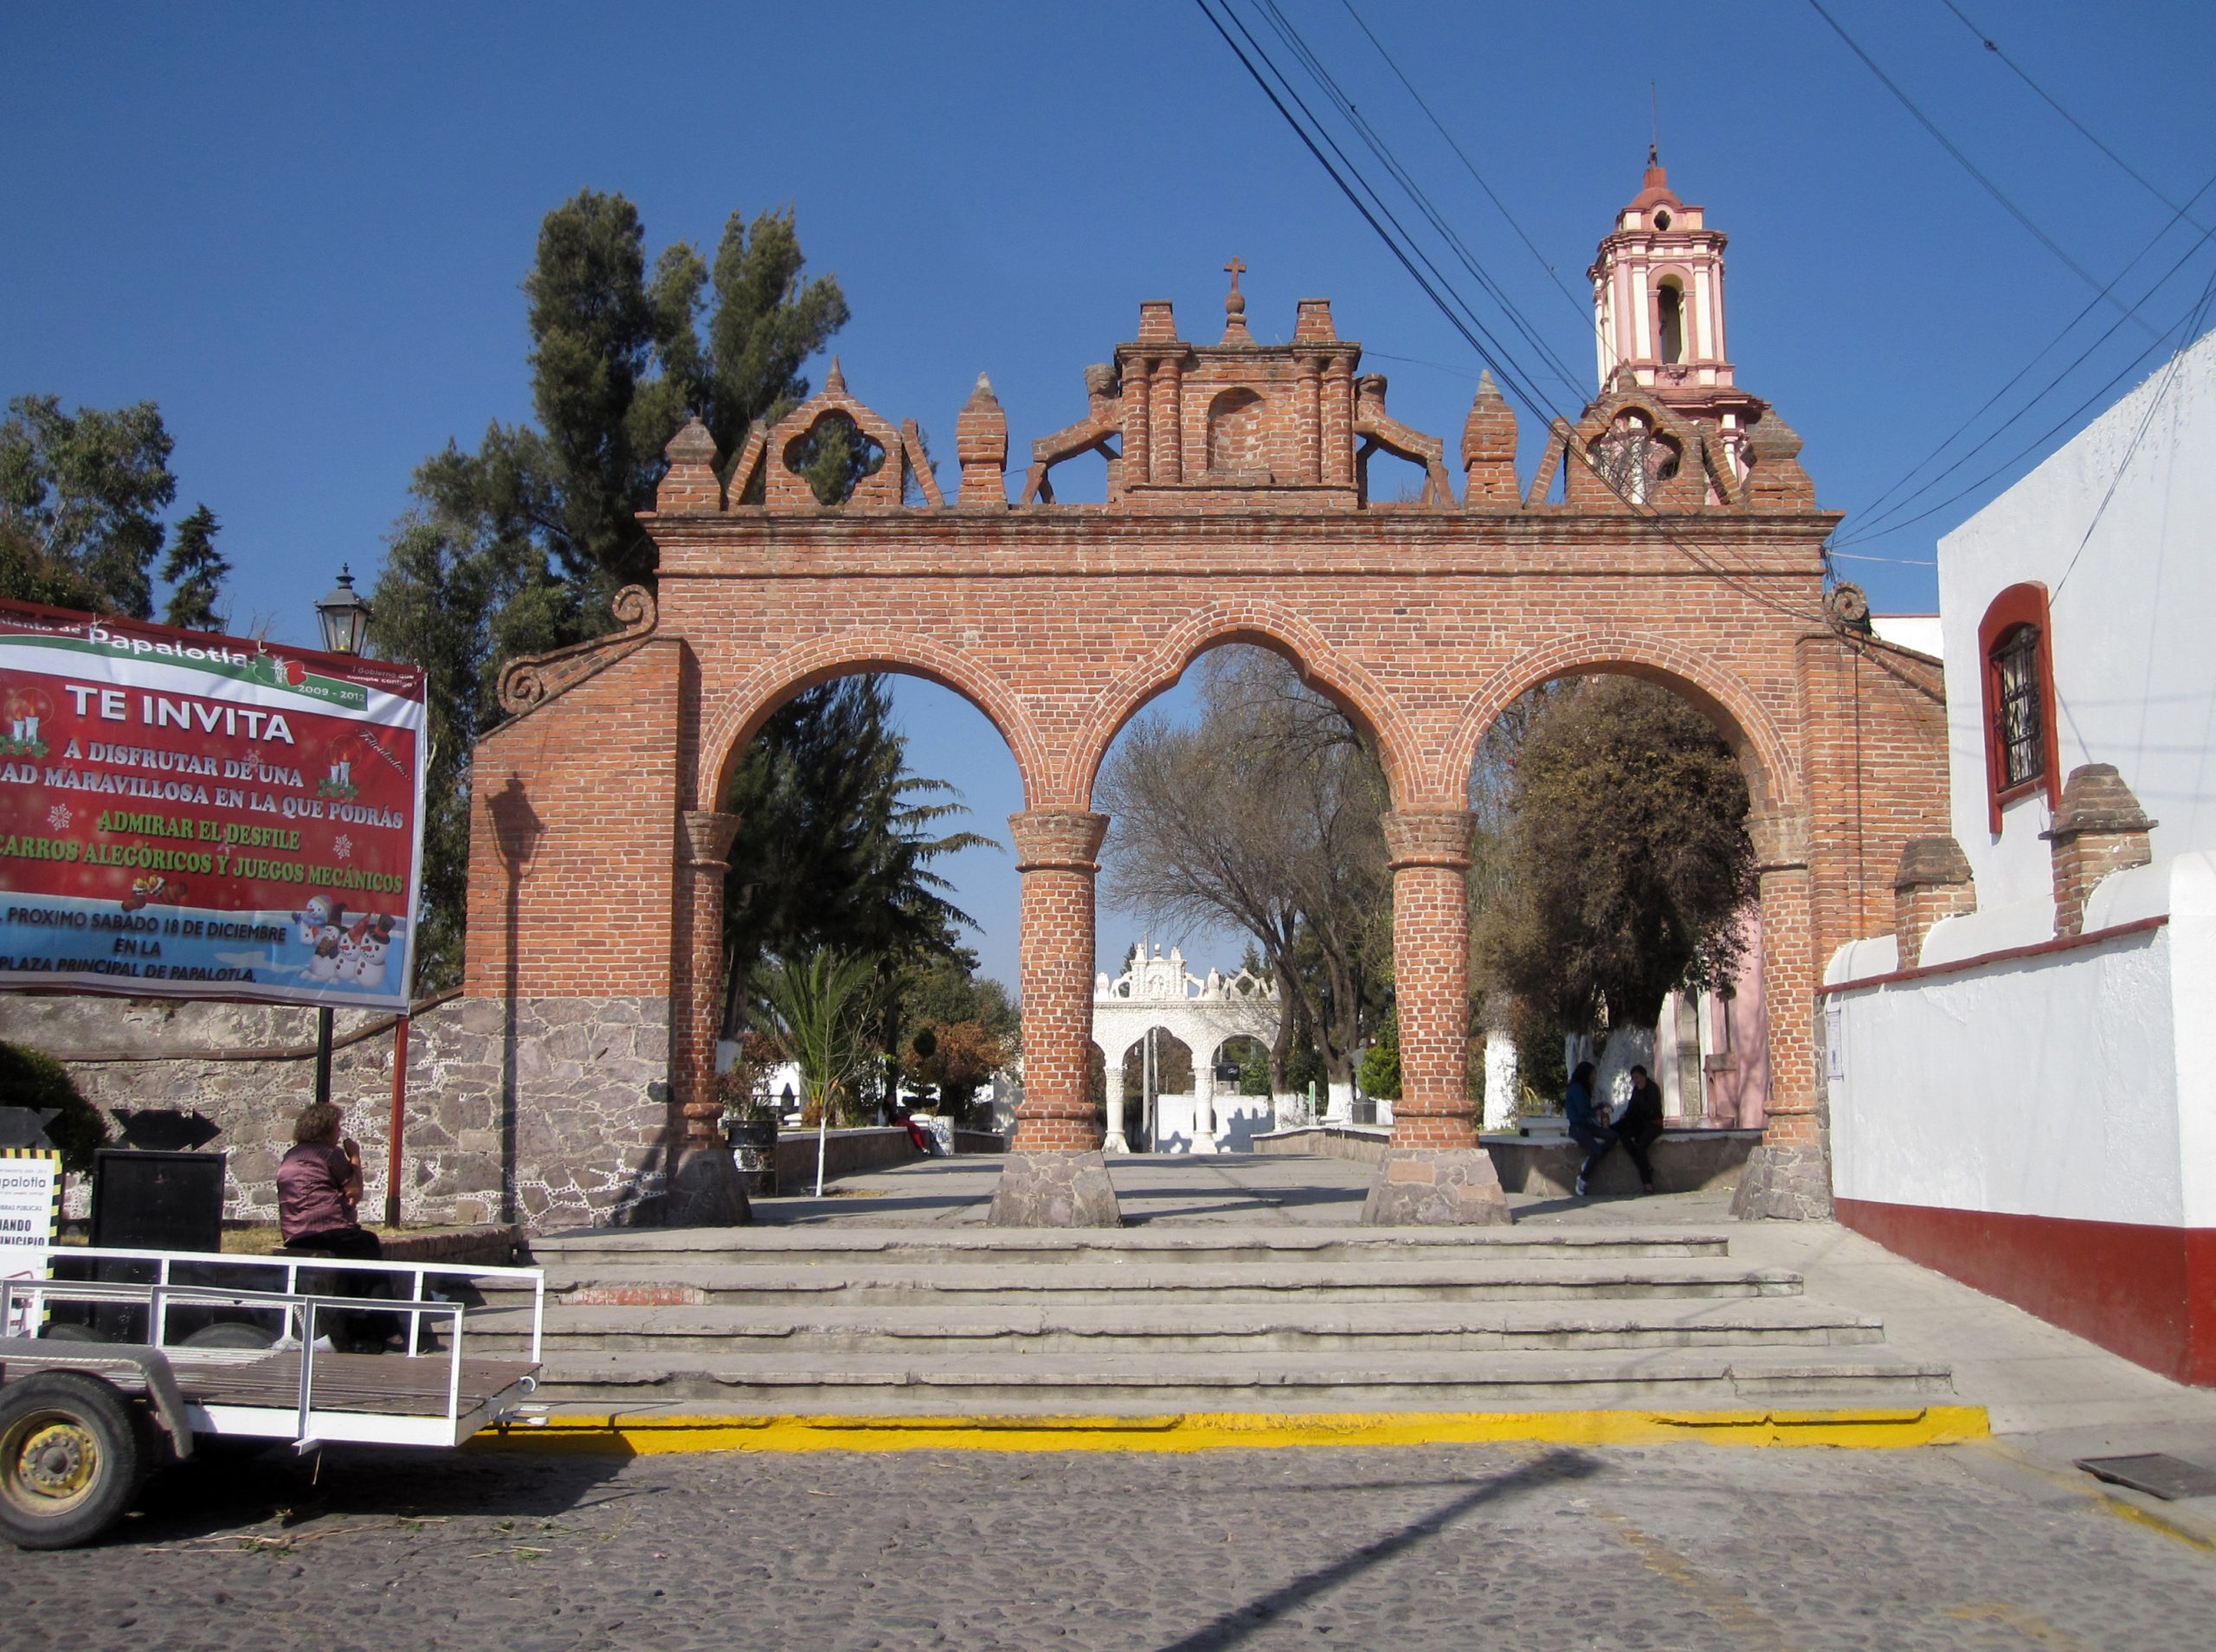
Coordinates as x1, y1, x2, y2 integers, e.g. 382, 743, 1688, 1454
2041, 763, 2155, 936
454, 174, 1952, 1231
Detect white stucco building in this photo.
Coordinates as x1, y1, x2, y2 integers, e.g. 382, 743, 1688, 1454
1823, 325, 2216, 1385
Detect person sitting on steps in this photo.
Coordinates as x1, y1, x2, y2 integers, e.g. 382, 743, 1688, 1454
1618, 1064, 1666, 1196
1565, 1060, 1616, 1197
275, 1101, 407, 1352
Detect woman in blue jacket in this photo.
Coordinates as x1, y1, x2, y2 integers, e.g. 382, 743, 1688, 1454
1564, 1060, 1616, 1196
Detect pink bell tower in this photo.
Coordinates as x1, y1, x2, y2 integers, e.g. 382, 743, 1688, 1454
1588, 150, 1763, 443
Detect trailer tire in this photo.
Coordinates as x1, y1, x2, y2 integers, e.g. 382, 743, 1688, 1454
180, 1321, 280, 1351
0, 1372, 143, 1550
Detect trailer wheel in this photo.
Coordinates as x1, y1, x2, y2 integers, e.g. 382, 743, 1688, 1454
180, 1321, 280, 1351
0, 1372, 143, 1550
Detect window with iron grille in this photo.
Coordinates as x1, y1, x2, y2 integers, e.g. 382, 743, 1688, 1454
1991, 624, 2044, 789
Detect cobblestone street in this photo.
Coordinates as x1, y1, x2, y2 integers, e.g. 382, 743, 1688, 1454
4, 1439, 2213, 1650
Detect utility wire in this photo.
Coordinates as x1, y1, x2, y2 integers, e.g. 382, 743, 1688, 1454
1805, 0, 2151, 335
1841, 166, 2216, 539
1831, 262, 2216, 550
1333, 0, 1588, 319
2051, 262, 2216, 600
1195, 0, 1832, 627
1252, 0, 1587, 400
1939, 0, 2206, 228
1834, 187, 2216, 544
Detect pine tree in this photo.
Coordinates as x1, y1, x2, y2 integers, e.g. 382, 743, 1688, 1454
159, 504, 229, 630
0, 395, 177, 617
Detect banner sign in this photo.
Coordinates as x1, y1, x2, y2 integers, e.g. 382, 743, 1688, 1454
0, 1148, 61, 1337
0, 600, 427, 1010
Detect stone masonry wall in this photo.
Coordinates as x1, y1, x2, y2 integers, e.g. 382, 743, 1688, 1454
0, 991, 669, 1234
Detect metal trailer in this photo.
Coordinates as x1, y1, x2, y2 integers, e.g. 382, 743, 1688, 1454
0, 1245, 545, 1549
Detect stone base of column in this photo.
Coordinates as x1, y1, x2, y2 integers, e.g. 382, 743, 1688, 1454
988, 1150, 1124, 1227
1362, 1147, 1513, 1226
1730, 1138, 1833, 1221
663, 1143, 753, 1228
1102, 1131, 1130, 1155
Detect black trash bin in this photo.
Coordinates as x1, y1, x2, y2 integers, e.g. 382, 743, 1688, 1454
55, 1149, 234, 1342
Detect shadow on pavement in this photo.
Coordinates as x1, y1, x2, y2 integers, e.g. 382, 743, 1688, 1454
1154, 1448, 1601, 1649
106, 1440, 641, 1550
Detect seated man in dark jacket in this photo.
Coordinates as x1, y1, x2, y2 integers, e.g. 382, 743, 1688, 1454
1618, 1064, 1665, 1195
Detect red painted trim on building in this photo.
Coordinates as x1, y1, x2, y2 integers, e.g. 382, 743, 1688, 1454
1820, 914, 2166, 996
1978, 582, 2061, 834
1837, 1198, 2216, 1388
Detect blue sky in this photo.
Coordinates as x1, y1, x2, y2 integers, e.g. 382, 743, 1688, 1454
7, 2, 2213, 990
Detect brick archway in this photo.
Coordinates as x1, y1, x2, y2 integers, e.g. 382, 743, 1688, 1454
699, 631, 1051, 810
460, 292, 1948, 1231
1072, 597, 1419, 807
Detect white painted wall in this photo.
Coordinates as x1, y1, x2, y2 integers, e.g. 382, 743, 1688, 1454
1936, 325, 2216, 913
1829, 852, 2216, 1229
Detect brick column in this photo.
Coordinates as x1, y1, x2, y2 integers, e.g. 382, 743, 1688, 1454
1893, 836, 1975, 967
1321, 354, 1355, 489
667, 808, 750, 1225
1121, 356, 1151, 486
989, 809, 1122, 1225
1297, 354, 1323, 484
1150, 357, 1184, 485
1731, 863, 1832, 1220
1362, 808, 1511, 1225
2041, 763, 2155, 936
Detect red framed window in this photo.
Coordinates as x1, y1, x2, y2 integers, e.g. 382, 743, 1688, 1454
1977, 582, 2060, 832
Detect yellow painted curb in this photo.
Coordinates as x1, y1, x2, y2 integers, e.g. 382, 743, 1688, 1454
476, 1405, 1990, 1456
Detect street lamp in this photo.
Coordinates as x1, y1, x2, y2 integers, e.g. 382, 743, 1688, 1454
309, 567, 372, 1125
314, 566, 372, 656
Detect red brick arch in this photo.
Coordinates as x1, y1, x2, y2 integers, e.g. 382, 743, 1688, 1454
1441, 631, 1802, 823
1070, 599, 1420, 809
698, 629, 1050, 811
463, 292, 1951, 1229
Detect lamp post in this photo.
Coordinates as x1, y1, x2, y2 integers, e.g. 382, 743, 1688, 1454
309, 569, 384, 1204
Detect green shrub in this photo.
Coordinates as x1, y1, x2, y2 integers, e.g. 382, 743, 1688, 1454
0, 1041, 109, 1172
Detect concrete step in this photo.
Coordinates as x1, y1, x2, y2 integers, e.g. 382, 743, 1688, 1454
524, 1225, 1733, 1269
467, 1296, 1878, 1358
482, 1258, 1804, 1310
521, 1346, 1957, 1413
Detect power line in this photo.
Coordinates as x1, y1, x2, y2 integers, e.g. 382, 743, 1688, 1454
1841, 166, 2216, 540
2052, 264, 2216, 600
1332, 0, 1588, 320
1805, 0, 2152, 335
1249, 0, 1586, 401
1832, 266, 2216, 550
1194, 0, 1833, 628
1939, 0, 2206, 228
1837, 195, 2216, 546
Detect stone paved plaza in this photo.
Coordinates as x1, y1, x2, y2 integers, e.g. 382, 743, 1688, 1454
5, 1437, 2213, 1649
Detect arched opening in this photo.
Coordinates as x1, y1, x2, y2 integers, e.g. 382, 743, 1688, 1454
780, 408, 888, 505
1116, 1027, 1193, 1153
1591, 410, 1682, 505
1465, 668, 1769, 1147
1205, 387, 1268, 477
1656, 279, 1686, 365
714, 669, 1023, 1144
1090, 642, 1395, 1135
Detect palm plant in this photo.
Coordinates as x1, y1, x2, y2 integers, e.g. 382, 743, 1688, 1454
756, 948, 878, 1197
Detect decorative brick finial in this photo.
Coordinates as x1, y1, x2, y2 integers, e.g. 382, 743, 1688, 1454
2040, 763, 2156, 935
655, 416, 723, 513
956, 372, 1008, 509
1221, 256, 1254, 346
1292, 298, 1337, 343
1461, 371, 1519, 506
1137, 300, 1178, 344
825, 356, 847, 395
1892, 835, 1975, 967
